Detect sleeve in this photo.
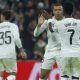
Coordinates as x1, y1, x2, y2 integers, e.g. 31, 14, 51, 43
34, 20, 48, 37
12, 24, 22, 48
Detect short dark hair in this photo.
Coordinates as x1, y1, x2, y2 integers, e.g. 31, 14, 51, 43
75, 0, 80, 10
53, 3, 62, 6
52, 3, 63, 10
1, 10, 12, 20
63, 2, 73, 15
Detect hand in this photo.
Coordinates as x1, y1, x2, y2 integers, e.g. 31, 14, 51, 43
38, 14, 45, 26
20, 50, 27, 59
41, 10, 52, 19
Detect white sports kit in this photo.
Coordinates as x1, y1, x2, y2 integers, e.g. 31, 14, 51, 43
34, 17, 61, 70
54, 18, 80, 78
0, 22, 22, 73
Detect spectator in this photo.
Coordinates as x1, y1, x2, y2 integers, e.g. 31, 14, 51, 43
73, 0, 80, 19
0, 0, 7, 9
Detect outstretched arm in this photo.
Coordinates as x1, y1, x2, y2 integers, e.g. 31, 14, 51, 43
34, 10, 51, 37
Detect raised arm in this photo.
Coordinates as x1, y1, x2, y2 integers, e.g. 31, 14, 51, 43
34, 19, 48, 37
34, 10, 51, 37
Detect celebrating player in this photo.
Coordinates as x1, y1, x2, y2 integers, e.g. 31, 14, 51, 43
0, 10, 26, 80
34, 3, 64, 80
53, 2, 80, 80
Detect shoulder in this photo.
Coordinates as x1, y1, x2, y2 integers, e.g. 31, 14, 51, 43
0, 22, 11, 28
75, 19, 80, 26
0, 22, 18, 27
8, 22, 19, 33
0, 22, 7, 26
9, 22, 18, 27
56, 18, 70, 24
76, 19, 80, 23
47, 17, 57, 23
9, 22, 18, 31
47, 19, 53, 23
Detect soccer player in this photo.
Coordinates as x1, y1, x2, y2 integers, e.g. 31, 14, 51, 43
53, 2, 80, 80
0, 10, 26, 80
34, 3, 64, 80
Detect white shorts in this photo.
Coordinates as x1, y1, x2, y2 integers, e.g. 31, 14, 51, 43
41, 50, 80, 77
59, 57, 80, 77
0, 59, 17, 73
41, 50, 60, 70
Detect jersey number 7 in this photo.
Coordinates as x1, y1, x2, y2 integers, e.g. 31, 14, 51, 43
67, 29, 75, 45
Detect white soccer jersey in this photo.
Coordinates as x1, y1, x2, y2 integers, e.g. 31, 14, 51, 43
34, 17, 61, 51
0, 21, 22, 59
54, 18, 80, 57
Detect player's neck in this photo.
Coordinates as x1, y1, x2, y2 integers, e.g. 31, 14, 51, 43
54, 16, 64, 20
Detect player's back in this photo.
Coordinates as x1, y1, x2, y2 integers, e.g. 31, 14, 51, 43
56, 18, 80, 57
0, 21, 17, 59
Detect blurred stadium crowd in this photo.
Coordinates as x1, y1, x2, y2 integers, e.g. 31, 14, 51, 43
0, 0, 80, 60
